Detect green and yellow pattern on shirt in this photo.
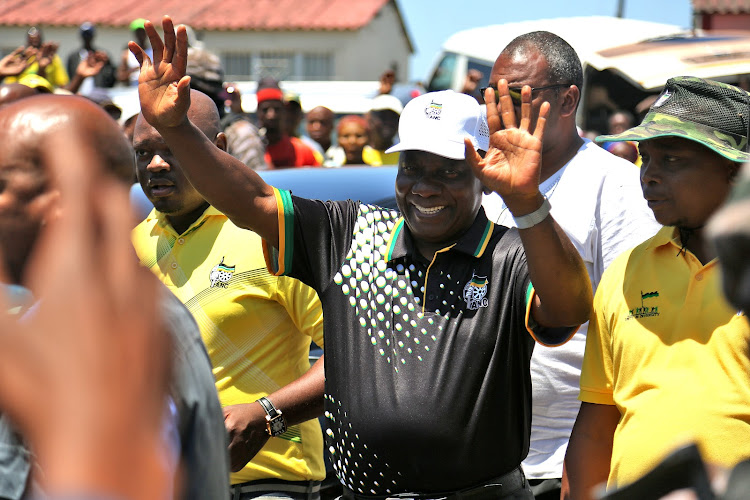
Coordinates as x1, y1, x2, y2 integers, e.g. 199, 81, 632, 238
132, 206, 325, 484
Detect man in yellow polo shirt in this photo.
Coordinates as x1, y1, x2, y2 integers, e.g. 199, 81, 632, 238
131, 89, 326, 499
563, 77, 750, 499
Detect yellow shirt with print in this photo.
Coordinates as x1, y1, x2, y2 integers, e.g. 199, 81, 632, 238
4, 54, 69, 88
580, 226, 750, 489
132, 206, 325, 484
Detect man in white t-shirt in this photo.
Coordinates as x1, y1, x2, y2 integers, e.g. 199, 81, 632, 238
482, 31, 661, 500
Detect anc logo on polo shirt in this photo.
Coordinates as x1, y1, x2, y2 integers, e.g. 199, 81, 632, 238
626, 290, 661, 320
209, 257, 235, 289
463, 273, 489, 310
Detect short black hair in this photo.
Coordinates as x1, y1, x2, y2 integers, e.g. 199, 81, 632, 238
503, 31, 583, 89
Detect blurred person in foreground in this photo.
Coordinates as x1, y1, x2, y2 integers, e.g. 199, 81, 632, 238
482, 31, 660, 500
563, 77, 750, 499
256, 79, 319, 168
131, 89, 326, 498
130, 17, 592, 498
707, 161, 750, 314
0, 94, 229, 499
0, 123, 173, 500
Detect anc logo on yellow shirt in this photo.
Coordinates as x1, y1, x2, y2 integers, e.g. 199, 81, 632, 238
626, 290, 660, 320
209, 257, 235, 289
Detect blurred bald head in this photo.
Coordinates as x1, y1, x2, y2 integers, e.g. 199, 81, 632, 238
0, 94, 134, 183
0, 83, 41, 109
0, 94, 135, 283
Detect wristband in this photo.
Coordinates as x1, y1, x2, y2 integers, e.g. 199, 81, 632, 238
512, 196, 551, 229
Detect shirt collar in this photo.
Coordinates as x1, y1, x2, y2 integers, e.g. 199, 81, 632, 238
385, 208, 496, 262
149, 205, 222, 236
645, 226, 679, 251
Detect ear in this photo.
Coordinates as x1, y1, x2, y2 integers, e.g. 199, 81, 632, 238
559, 85, 580, 119
214, 132, 227, 152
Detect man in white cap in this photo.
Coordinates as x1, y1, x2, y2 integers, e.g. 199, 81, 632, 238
363, 93, 403, 165
131, 17, 593, 498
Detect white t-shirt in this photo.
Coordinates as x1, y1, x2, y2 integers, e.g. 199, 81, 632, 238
482, 139, 662, 479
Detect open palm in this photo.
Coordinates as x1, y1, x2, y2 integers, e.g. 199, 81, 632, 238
129, 16, 191, 129
466, 81, 548, 201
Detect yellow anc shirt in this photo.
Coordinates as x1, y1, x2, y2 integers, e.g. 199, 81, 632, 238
580, 226, 750, 489
132, 206, 325, 484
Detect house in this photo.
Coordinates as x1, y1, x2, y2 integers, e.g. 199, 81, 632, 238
693, 0, 750, 30
0, 0, 413, 83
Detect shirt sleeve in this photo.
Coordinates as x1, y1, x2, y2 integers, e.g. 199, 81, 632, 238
262, 188, 359, 293
579, 265, 618, 406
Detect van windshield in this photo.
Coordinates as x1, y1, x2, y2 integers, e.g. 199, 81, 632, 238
467, 60, 492, 89
427, 52, 458, 91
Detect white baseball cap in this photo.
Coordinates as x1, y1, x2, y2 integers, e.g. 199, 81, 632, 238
369, 94, 404, 114
385, 90, 489, 160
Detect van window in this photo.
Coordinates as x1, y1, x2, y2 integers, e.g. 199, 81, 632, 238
427, 52, 458, 92
467, 60, 492, 89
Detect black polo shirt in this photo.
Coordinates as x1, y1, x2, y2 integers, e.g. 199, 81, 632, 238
264, 189, 565, 494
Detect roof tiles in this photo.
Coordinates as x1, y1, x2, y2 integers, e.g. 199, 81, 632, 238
692, 0, 750, 14
0, 0, 391, 31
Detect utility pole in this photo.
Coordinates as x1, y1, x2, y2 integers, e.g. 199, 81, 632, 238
616, 0, 625, 18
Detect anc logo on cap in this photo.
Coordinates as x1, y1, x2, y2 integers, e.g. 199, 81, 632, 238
425, 100, 442, 120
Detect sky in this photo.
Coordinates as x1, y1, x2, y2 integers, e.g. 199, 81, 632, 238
398, 0, 694, 81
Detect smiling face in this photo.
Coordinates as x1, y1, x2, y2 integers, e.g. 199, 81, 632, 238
395, 150, 483, 259
639, 136, 737, 229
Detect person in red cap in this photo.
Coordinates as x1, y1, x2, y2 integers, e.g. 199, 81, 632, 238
256, 79, 320, 168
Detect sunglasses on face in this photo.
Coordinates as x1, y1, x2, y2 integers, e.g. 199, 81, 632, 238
480, 84, 571, 105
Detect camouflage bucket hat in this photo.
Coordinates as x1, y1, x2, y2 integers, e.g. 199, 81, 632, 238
597, 76, 750, 162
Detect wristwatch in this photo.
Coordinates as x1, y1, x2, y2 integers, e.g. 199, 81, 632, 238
257, 397, 287, 437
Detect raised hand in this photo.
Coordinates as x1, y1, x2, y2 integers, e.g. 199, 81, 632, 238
465, 80, 548, 211
36, 42, 59, 73
75, 52, 106, 79
0, 47, 29, 77
129, 16, 191, 129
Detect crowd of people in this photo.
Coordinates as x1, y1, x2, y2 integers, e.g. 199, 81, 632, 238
0, 13, 749, 500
